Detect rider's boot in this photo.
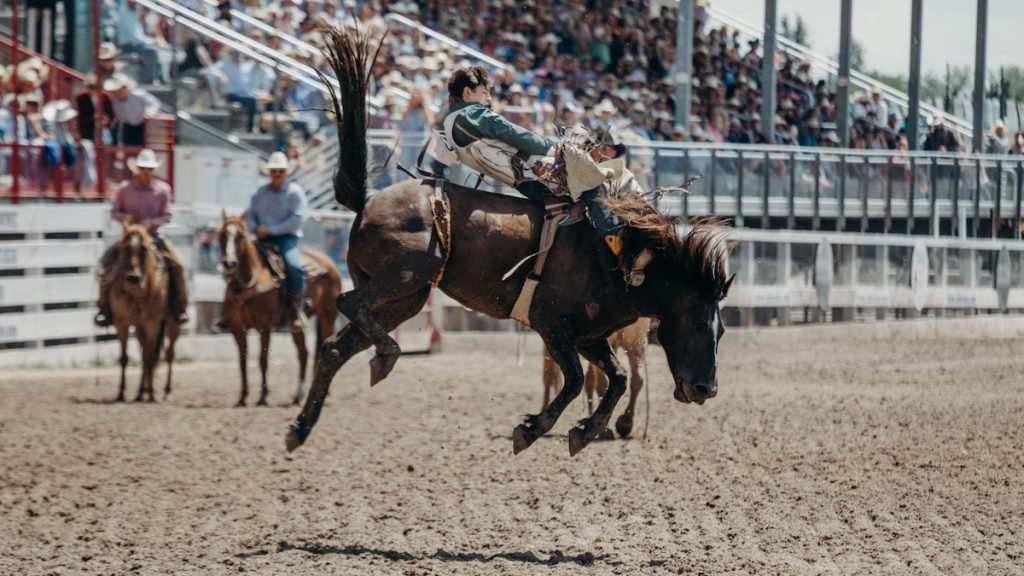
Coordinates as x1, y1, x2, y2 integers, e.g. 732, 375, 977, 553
94, 290, 114, 327
581, 185, 623, 255
165, 256, 190, 325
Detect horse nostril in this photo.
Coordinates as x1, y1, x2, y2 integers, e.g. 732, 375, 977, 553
694, 383, 711, 398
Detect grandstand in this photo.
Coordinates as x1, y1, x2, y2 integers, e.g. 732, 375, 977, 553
1, 0, 1023, 364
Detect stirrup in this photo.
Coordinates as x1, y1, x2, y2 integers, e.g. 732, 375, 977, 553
94, 312, 113, 328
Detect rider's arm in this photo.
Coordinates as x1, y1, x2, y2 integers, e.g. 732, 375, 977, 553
266, 184, 307, 236
245, 192, 260, 232
458, 106, 555, 157
149, 184, 172, 225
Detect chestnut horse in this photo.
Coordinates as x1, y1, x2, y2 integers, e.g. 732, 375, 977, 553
217, 214, 341, 406
106, 224, 181, 402
542, 317, 650, 439
286, 28, 733, 456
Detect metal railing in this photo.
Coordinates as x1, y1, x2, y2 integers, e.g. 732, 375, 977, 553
706, 4, 974, 146
296, 133, 1024, 240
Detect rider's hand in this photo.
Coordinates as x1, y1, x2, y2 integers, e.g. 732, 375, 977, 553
255, 225, 270, 238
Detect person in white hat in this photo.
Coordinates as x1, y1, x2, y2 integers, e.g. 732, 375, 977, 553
245, 151, 309, 328
106, 74, 161, 146
985, 119, 1011, 155
95, 149, 189, 327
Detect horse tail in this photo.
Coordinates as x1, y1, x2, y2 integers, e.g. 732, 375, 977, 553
320, 26, 383, 214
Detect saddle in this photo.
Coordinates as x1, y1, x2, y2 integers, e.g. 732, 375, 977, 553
255, 241, 328, 287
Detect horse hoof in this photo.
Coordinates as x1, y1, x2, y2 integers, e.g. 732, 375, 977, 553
568, 427, 588, 457
257, 399, 268, 407
512, 424, 533, 455
291, 396, 302, 406
597, 428, 616, 441
368, 353, 398, 387
615, 414, 634, 439
285, 425, 304, 452
115, 395, 125, 403
236, 401, 247, 408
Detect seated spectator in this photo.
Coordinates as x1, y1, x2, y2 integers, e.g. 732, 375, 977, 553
209, 48, 275, 133
114, 0, 169, 85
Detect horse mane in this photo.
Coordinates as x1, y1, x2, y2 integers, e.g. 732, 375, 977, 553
604, 193, 733, 299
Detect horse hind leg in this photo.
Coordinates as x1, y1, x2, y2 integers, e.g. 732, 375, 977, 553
615, 345, 646, 439
336, 264, 437, 387
163, 322, 180, 400
286, 288, 430, 452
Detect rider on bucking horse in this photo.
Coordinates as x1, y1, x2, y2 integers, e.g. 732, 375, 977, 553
95, 148, 189, 327
441, 65, 634, 255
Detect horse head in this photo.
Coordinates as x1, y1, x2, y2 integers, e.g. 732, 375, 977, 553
218, 212, 256, 285
117, 223, 157, 292
613, 200, 735, 405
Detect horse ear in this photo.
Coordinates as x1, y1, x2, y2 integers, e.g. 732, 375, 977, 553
221, 208, 228, 223
722, 273, 736, 298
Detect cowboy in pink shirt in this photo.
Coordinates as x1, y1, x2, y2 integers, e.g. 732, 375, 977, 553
95, 149, 190, 327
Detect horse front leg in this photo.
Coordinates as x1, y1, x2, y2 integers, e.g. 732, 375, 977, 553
568, 340, 628, 456
233, 330, 249, 407
116, 325, 129, 402
257, 329, 271, 407
134, 328, 153, 402
290, 327, 309, 406
512, 324, 585, 455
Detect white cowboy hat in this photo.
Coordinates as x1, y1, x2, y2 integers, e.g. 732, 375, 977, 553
260, 151, 294, 175
98, 42, 120, 61
103, 74, 136, 92
594, 99, 616, 115
128, 149, 163, 173
42, 99, 78, 123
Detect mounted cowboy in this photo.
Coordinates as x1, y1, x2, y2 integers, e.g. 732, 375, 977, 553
439, 65, 626, 254
95, 149, 189, 327
245, 151, 308, 328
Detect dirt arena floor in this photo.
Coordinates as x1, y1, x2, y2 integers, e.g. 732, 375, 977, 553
2, 327, 1023, 576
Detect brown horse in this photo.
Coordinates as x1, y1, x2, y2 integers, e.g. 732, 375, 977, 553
286, 27, 733, 456
106, 224, 181, 402
542, 318, 650, 439
217, 214, 341, 406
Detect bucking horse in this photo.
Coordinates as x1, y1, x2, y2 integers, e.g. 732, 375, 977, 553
286, 27, 734, 456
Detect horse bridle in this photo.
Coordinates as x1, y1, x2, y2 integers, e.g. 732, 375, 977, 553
221, 223, 257, 289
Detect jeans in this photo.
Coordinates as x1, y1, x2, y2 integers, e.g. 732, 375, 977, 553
227, 94, 257, 132
266, 234, 306, 296
121, 43, 165, 84
114, 122, 146, 146
581, 185, 621, 236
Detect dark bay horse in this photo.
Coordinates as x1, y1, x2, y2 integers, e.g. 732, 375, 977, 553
106, 224, 181, 402
217, 214, 341, 406
542, 317, 651, 439
286, 27, 734, 456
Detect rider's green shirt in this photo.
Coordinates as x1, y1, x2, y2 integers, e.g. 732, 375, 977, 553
447, 101, 555, 157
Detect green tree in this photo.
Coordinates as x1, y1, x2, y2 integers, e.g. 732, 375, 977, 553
793, 15, 810, 47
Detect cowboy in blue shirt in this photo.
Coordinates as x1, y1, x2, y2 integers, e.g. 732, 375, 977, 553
246, 151, 308, 327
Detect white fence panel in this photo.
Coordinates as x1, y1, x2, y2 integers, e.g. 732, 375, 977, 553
0, 309, 95, 343
0, 275, 95, 306
0, 240, 104, 270
0, 205, 106, 234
